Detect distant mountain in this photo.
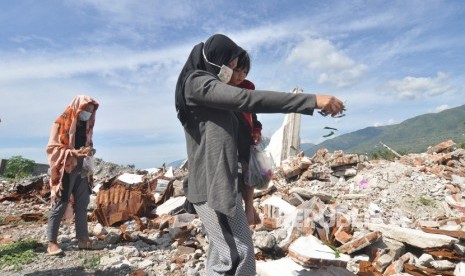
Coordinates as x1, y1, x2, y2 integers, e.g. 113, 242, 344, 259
301, 143, 316, 152
305, 104, 465, 156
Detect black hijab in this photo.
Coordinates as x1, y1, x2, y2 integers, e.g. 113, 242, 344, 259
175, 34, 245, 126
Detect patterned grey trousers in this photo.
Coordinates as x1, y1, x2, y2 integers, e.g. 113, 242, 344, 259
47, 160, 90, 241
194, 194, 256, 276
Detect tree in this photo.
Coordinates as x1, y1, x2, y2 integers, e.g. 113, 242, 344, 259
3, 156, 35, 179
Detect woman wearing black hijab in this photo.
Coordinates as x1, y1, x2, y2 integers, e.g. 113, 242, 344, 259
175, 34, 344, 275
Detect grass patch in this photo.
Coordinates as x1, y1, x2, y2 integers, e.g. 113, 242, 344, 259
369, 149, 407, 161
0, 239, 39, 271
418, 196, 436, 207
82, 253, 100, 269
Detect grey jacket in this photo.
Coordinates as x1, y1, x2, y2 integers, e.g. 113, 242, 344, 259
183, 70, 316, 217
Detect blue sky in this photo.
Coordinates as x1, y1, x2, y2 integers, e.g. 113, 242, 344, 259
1, 0, 464, 169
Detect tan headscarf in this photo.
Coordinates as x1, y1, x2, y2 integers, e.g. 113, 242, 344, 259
46, 95, 99, 204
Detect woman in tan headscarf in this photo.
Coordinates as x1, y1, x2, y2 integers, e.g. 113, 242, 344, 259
46, 95, 103, 255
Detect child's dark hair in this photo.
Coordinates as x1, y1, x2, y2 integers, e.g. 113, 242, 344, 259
237, 52, 251, 73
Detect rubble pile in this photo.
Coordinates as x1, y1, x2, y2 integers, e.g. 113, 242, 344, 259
92, 158, 140, 183
1, 140, 465, 275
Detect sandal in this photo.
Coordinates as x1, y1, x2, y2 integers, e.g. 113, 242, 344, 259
77, 240, 106, 250
47, 247, 63, 256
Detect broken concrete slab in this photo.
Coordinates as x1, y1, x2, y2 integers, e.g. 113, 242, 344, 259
374, 253, 393, 272
288, 235, 350, 268
334, 226, 353, 244
117, 173, 144, 184
366, 237, 405, 273
338, 231, 381, 254
416, 253, 434, 267
281, 163, 302, 179
341, 194, 367, 200
455, 262, 465, 276
171, 213, 196, 229
253, 230, 277, 252
290, 187, 334, 203
427, 140, 457, 154
328, 154, 359, 169
383, 252, 415, 276
261, 195, 297, 229
366, 223, 458, 249
155, 196, 186, 216
262, 195, 296, 217
431, 259, 456, 270
256, 257, 355, 276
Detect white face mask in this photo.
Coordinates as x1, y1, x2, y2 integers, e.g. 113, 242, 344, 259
202, 48, 233, 83
79, 110, 92, 121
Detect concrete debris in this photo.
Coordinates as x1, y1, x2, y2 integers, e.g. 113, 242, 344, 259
155, 196, 186, 216
2, 139, 465, 275
288, 235, 350, 267
337, 230, 381, 254
366, 223, 459, 249
256, 257, 355, 276
455, 262, 465, 276
117, 172, 144, 185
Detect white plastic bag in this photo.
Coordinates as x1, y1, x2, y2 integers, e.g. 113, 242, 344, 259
247, 146, 274, 190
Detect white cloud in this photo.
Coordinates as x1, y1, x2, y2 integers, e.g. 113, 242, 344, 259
388, 72, 454, 100
286, 38, 367, 88
373, 118, 396, 127
0, 45, 188, 84
435, 104, 449, 112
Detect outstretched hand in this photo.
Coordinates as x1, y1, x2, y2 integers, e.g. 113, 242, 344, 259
315, 95, 344, 117
72, 146, 95, 158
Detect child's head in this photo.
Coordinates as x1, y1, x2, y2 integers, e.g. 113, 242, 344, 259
229, 52, 251, 86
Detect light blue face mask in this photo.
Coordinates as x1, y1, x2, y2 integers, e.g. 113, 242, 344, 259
79, 110, 92, 121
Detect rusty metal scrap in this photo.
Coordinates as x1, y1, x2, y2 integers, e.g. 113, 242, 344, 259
404, 263, 455, 276
0, 176, 49, 203
93, 176, 156, 226
423, 247, 465, 262
421, 227, 465, 240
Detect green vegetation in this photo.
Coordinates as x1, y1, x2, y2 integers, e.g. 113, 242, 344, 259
460, 141, 465, 149
418, 196, 436, 207
0, 239, 39, 271
369, 149, 408, 161
324, 242, 341, 258
3, 156, 35, 179
81, 253, 101, 269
